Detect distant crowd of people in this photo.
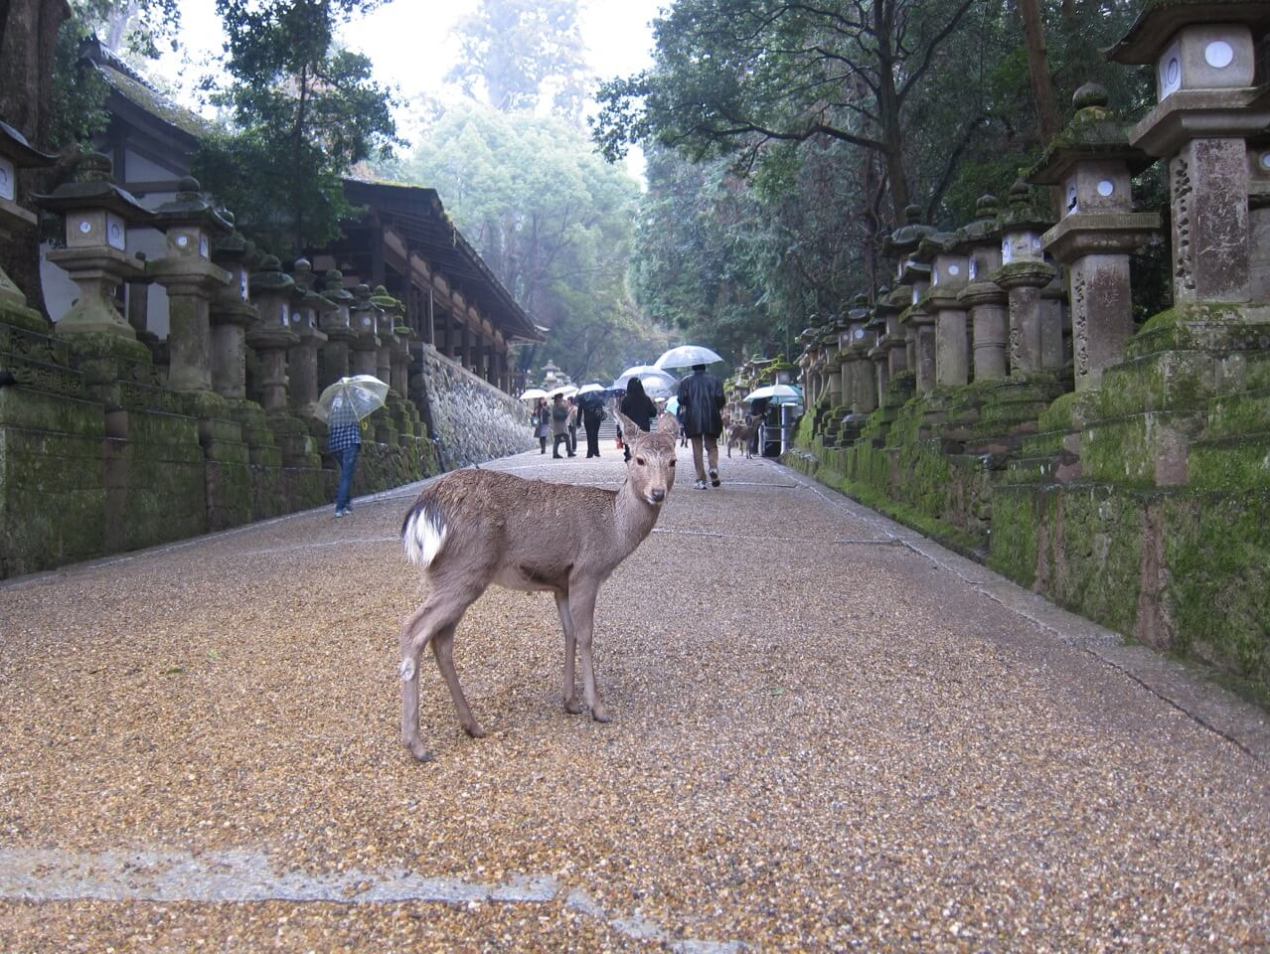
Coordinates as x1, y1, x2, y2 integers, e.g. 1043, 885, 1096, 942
533, 363, 729, 491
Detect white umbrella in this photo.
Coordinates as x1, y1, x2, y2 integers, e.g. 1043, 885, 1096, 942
548, 384, 578, 398
743, 383, 803, 404
638, 374, 676, 398
519, 387, 549, 401
576, 383, 605, 395
655, 344, 724, 369
612, 365, 676, 391
315, 375, 390, 422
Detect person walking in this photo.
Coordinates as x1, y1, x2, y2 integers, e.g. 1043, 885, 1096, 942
677, 363, 725, 489
533, 398, 551, 454
619, 377, 657, 463
327, 394, 362, 517
550, 393, 575, 458
579, 392, 605, 458
566, 396, 580, 455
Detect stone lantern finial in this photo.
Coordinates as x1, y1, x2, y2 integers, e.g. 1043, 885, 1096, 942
1072, 82, 1109, 111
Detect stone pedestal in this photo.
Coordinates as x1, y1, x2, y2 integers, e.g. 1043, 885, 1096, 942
247, 257, 299, 413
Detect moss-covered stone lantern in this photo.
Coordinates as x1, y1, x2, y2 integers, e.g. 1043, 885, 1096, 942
349, 283, 381, 377
843, 295, 876, 417
952, 194, 1009, 381
990, 180, 1059, 376
318, 270, 356, 386
1028, 84, 1160, 389
208, 211, 258, 401
35, 152, 154, 342
1108, 0, 1270, 306
286, 258, 329, 418
370, 285, 401, 387
0, 120, 55, 330
246, 255, 298, 412
148, 177, 233, 393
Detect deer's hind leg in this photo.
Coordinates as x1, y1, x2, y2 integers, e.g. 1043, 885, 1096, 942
400, 576, 484, 761
555, 590, 583, 714
431, 623, 485, 738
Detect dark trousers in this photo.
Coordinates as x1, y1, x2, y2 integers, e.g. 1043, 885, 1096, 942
584, 418, 601, 457
553, 433, 573, 457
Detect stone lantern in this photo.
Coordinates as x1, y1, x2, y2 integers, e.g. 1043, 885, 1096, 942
1108, 0, 1270, 306
819, 322, 843, 413
1251, 137, 1270, 302
1028, 84, 1160, 389
370, 285, 401, 387
843, 297, 877, 416
0, 121, 55, 329
149, 176, 232, 393
990, 180, 1059, 377
952, 195, 1009, 381
35, 152, 154, 341
208, 212, 257, 401
286, 258, 329, 418
246, 255, 298, 412
918, 231, 971, 389
870, 287, 909, 408
349, 283, 381, 377
318, 270, 356, 387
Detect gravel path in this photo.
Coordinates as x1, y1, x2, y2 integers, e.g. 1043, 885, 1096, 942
1, 444, 1266, 951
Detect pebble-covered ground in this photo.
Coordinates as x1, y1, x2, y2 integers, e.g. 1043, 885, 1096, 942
1, 444, 1266, 952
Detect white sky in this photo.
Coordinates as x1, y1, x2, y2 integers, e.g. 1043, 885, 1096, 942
150, 0, 665, 170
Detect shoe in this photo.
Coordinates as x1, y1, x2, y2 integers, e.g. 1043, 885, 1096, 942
553, 454, 562, 459
334, 508, 346, 518
709, 469, 720, 487
694, 479, 707, 490
568, 453, 576, 457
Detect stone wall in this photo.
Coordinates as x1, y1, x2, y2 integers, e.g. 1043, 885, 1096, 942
417, 344, 533, 468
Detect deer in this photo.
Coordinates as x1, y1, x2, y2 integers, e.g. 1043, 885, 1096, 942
727, 420, 754, 459
397, 411, 679, 762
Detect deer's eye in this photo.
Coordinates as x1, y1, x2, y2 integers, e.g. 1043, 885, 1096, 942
668, 459, 676, 467
636, 456, 646, 466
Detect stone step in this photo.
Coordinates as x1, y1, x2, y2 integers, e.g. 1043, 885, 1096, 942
1080, 409, 1202, 489
1205, 388, 1270, 441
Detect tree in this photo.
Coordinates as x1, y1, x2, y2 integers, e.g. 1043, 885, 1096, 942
594, 0, 979, 223
381, 105, 665, 382
193, 0, 400, 257
447, 0, 590, 121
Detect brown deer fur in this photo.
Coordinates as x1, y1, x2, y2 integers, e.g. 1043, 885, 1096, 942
398, 411, 679, 762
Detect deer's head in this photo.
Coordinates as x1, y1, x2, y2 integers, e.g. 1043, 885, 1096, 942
616, 411, 678, 506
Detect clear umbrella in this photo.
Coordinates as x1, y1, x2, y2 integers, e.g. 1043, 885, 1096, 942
576, 383, 606, 395
315, 375, 390, 422
655, 345, 724, 369
743, 383, 803, 404
519, 387, 549, 401
613, 365, 677, 392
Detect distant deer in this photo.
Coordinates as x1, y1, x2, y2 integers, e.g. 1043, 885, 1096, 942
398, 412, 679, 762
727, 420, 754, 459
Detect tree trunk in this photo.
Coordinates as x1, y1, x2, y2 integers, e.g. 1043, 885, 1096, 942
0, 0, 70, 318
1019, 0, 1061, 144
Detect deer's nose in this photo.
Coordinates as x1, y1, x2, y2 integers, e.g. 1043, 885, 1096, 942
650, 488, 666, 503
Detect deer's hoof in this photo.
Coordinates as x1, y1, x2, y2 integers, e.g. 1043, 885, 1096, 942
463, 722, 487, 739
406, 741, 435, 763
563, 697, 584, 715
590, 706, 611, 724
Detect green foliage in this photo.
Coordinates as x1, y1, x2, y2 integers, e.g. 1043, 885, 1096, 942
194, 0, 400, 257
377, 105, 663, 383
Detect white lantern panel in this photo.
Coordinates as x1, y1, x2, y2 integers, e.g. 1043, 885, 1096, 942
280, 302, 290, 326
1204, 41, 1234, 69
106, 214, 126, 251
0, 158, 14, 201
1065, 182, 1079, 215
968, 259, 978, 281
1160, 43, 1182, 98
239, 270, 249, 301
1097, 180, 1115, 197
78, 219, 93, 234
1001, 239, 1013, 265
199, 234, 209, 258
948, 263, 960, 276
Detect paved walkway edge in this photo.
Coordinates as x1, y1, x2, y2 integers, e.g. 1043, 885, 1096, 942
777, 461, 1270, 767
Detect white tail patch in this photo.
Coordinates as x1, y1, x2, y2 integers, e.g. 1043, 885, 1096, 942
403, 505, 448, 568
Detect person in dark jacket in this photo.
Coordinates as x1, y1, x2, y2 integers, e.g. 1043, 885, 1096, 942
677, 363, 725, 489
619, 377, 657, 462
578, 392, 606, 458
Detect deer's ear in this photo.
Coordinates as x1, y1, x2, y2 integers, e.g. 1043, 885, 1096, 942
656, 413, 678, 436
615, 410, 640, 440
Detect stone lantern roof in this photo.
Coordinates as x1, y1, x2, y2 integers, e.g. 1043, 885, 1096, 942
34, 152, 153, 225
1027, 84, 1155, 185
151, 176, 232, 235
0, 120, 56, 169
1105, 0, 1270, 64
998, 179, 1054, 232
914, 230, 955, 264
951, 194, 1003, 250
883, 206, 937, 256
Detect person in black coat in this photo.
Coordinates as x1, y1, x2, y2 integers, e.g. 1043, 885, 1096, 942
677, 363, 725, 489
619, 377, 657, 462
578, 392, 606, 458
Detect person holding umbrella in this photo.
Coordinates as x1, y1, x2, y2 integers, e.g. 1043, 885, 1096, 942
677, 363, 726, 489
619, 377, 658, 463
317, 375, 390, 518
577, 388, 606, 458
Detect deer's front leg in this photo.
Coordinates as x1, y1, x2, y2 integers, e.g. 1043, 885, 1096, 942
555, 591, 583, 714
568, 582, 608, 723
